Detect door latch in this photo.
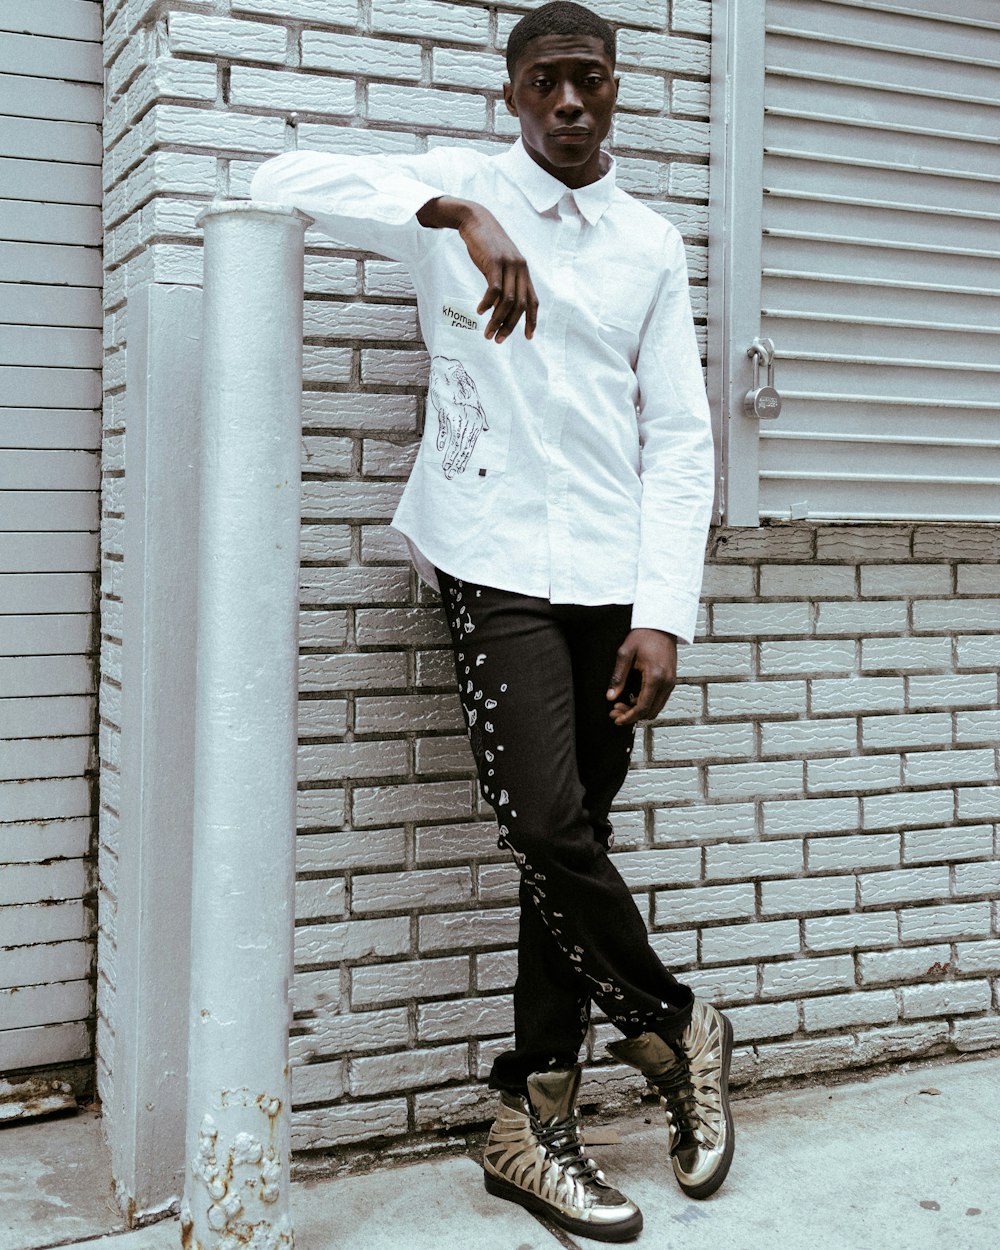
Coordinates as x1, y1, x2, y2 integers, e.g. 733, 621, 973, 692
744, 337, 781, 419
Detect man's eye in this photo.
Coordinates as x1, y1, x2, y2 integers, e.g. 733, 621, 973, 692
532, 78, 552, 89
584, 75, 605, 87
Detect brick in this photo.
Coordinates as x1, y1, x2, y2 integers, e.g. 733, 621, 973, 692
360, 348, 430, 386
861, 636, 952, 673
957, 564, 1000, 593
912, 526, 1000, 561
302, 31, 423, 80
815, 600, 907, 635
297, 697, 352, 735
804, 911, 898, 952
858, 866, 949, 908
296, 828, 405, 874
814, 525, 912, 562
707, 680, 806, 718
167, 12, 287, 62
711, 602, 811, 636
614, 114, 709, 156
955, 939, 1000, 974
859, 565, 952, 596
903, 824, 992, 864
361, 524, 411, 562
352, 780, 472, 828
363, 439, 419, 477
417, 995, 513, 1042
300, 652, 408, 693
300, 610, 350, 648
415, 735, 474, 776
355, 693, 463, 734
415, 820, 498, 863
812, 677, 905, 715
681, 964, 758, 1004
295, 916, 409, 965
953, 860, 1000, 896
705, 839, 802, 881
418, 908, 519, 953
476, 949, 517, 992
706, 759, 802, 800
612, 846, 701, 888
431, 47, 506, 88
356, 607, 449, 647
292, 1002, 401, 1063
700, 920, 800, 964
476, 864, 519, 901
759, 640, 855, 675
651, 683, 703, 722
952, 1015, 1000, 1051
807, 833, 899, 872
296, 123, 419, 156
760, 565, 855, 598
651, 721, 754, 762
295, 878, 347, 920
302, 391, 416, 432
957, 786, 1000, 821
650, 880, 755, 930
675, 642, 753, 678
672, 0, 712, 35
616, 29, 710, 74
696, 565, 755, 598
727, 1001, 798, 1042
763, 796, 858, 837
230, 66, 356, 114
349, 1044, 468, 1096
654, 802, 756, 844
352, 867, 472, 912
861, 712, 952, 751
649, 929, 697, 967
956, 634, 1000, 668
802, 989, 898, 1031
913, 599, 997, 632
905, 748, 996, 786
291, 1059, 345, 1106
807, 754, 901, 794
351, 955, 469, 1007
671, 77, 711, 116
898, 901, 990, 942
305, 301, 419, 341
302, 479, 405, 521
613, 766, 700, 805
369, 82, 487, 130
300, 523, 352, 562
761, 718, 857, 757
859, 945, 952, 986
292, 1099, 407, 1150
235, 0, 357, 20
908, 673, 997, 709
413, 1081, 498, 1130
299, 566, 410, 604
761, 954, 855, 998
862, 789, 954, 830
901, 979, 991, 1019
363, 260, 417, 297
763, 874, 856, 916
852, 1021, 949, 1065
749, 1035, 856, 1081
372, 0, 490, 43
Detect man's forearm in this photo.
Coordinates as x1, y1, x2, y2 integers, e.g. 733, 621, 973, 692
416, 195, 478, 230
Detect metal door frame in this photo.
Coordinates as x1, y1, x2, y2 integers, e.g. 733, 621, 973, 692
707, 0, 768, 526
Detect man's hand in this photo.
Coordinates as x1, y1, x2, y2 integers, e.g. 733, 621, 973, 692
416, 196, 538, 344
606, 629, 678, 727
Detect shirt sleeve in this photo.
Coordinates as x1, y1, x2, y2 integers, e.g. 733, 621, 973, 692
631, 226, 716, 644
249, 148, 458, 263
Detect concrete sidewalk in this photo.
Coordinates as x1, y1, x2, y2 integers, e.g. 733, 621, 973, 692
2, 1052, 997, 1250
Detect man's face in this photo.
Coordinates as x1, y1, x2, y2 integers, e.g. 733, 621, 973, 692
503, 34, 618, 186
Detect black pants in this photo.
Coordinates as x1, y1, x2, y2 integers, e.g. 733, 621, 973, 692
437, 572, 694, 1095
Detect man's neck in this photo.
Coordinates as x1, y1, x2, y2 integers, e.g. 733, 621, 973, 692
521, 139, 610, 190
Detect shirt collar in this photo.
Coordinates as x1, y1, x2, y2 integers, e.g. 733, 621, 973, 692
497, 138, 617, 225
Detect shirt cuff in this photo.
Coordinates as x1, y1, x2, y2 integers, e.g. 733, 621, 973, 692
630, 587, 701, 645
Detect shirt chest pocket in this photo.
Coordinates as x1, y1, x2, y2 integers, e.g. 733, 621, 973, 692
597, 264, 657, 363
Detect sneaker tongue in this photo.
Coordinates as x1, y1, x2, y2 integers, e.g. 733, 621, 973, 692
527, 1066, 582, 1123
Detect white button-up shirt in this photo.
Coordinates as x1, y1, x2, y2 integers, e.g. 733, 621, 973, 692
251, 139, 715, 642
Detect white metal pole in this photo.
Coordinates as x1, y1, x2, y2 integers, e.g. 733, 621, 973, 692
181, 202, 310, 1250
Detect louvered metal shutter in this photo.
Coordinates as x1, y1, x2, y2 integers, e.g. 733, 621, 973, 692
0, 0, 101, 1075
758, 0, 1000, 520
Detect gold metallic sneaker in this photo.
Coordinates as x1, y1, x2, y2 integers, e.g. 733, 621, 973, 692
483, 1066, 643, 1243
608, 998, 734, 1199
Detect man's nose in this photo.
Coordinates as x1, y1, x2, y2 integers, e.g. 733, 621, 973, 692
554, 81, 584, 114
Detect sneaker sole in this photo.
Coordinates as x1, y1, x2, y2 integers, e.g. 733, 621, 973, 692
676, 1009, 735, 1200
484, 1169, 643, 1243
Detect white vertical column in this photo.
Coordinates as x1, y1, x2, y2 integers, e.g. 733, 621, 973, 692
182, 202, 310, 1250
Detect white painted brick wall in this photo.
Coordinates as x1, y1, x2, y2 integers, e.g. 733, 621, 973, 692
99, 0, 999, 1158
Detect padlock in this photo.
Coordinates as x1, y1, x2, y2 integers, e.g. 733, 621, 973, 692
744, 339, 782, 419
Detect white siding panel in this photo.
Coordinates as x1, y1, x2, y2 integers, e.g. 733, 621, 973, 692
0, 939, 90, 989
0, 697, 93, 741
1, 3, 100, 1077
759, 0, 1000, 520
0, 157, 101, 206
0, 615, 93, 656
0, 0, 102, 42
0, 1020, 89, 1068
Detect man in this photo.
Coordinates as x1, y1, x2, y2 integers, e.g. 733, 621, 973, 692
251, 2, 732, 1240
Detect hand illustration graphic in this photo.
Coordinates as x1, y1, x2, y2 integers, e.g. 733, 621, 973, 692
429, 356, 489, 479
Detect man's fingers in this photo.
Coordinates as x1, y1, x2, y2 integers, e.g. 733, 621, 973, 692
607, 644, 636, 700
525, 273, 539, 340
478, 262, 535, 344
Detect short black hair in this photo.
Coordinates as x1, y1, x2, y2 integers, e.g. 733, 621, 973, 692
505, 2, 616, 78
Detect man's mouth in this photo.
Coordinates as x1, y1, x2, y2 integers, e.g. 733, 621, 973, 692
550, 128, 591, 142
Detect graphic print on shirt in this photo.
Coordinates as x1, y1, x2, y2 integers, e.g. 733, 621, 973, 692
429, 356, 489, 479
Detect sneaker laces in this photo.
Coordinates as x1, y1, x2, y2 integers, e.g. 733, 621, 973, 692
535, 1112, 604, 1187
651, 1062, 718, 1150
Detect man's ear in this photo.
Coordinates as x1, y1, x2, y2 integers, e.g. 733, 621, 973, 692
502, 80, 518, 117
